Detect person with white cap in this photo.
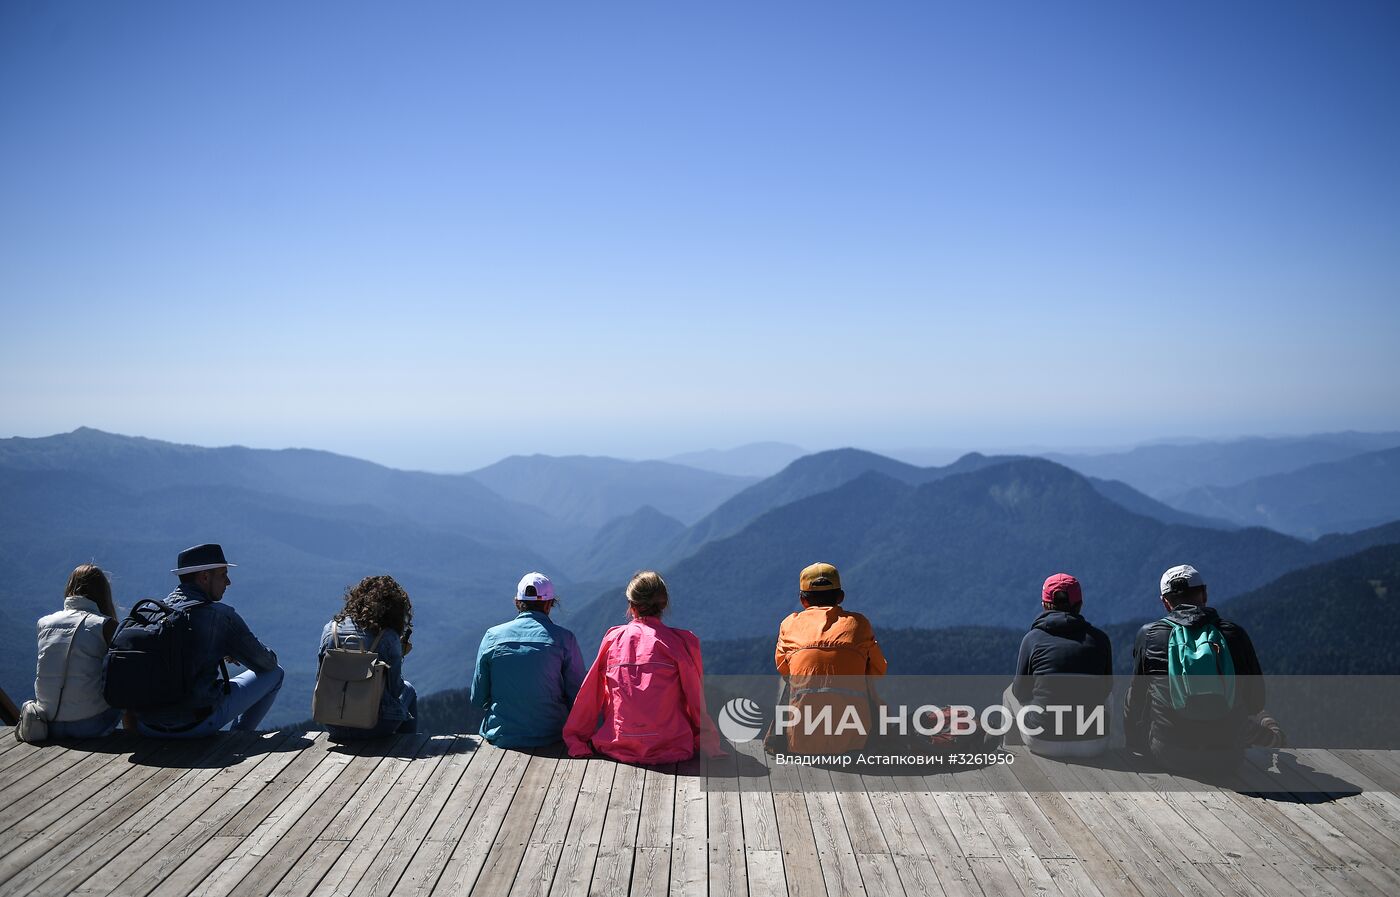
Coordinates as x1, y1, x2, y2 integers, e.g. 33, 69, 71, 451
130, 543, 283, 738
470, 572, 585, 748
1122, 563, 1279, 774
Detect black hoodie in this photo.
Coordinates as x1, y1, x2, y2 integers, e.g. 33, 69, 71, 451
1010, 610, 1114, 739
1122, 603, 1265, 754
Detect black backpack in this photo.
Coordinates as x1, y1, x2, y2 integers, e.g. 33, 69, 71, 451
103, 598, 223, 711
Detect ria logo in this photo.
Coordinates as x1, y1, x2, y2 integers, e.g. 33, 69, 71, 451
717, 697, 765, 743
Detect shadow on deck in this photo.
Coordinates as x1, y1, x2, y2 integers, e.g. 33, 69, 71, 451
3, 726, 1399, 897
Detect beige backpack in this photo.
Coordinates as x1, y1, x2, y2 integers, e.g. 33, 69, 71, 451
312, 628, 388, 729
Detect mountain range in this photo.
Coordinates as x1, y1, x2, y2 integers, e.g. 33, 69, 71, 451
662, 442, 807, 478
466, 454, 754, 528
2, 427, 1399, 726
563, 455, 1400, 652
1166, 446, 1400, 538
1046, 431, 1400, 500
0, 427, 548, 547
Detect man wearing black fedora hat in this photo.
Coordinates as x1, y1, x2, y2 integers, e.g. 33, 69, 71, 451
132, 543, 284, 737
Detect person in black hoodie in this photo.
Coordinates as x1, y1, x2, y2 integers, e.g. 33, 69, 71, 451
1123, 564, 1281, 774
1003, 573, 1113, 758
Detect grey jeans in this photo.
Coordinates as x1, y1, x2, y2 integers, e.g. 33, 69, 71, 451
1001, 684, 1109, 759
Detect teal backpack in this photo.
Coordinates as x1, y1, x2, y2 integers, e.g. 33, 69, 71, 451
1165, 619, 1236, 719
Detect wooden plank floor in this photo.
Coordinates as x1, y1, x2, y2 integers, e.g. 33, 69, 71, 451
2, 729, 1398, 897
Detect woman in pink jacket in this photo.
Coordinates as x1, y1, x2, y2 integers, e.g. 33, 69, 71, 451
563, 571, 724, 763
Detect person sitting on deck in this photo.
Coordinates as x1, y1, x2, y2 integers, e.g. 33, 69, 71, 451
319, 574, 418, 740
1123, 564, 1283, 774
774, 562, 888, 755
471, 572, 585, 748
31, 564, 128, 739
563, 570, 724, 763
126, 543, 284, 738
1001, 573, 1113, 758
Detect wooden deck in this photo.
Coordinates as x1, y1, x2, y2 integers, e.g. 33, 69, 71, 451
3, 728, 1399, 897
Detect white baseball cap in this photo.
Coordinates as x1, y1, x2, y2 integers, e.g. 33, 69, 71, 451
1160, 564, 1206, 596
515, 572, 556, 603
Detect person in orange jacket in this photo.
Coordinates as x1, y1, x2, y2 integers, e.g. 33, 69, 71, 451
775, 562, 888, 754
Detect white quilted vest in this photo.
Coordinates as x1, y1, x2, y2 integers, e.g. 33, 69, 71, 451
34, 596, 114, 721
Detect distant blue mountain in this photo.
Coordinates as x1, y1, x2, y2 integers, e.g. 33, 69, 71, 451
663, 442, 807, 478
1086, 477, 1238, 530
1047, 431, 1400, 499
661, 448, 1015, 563
0, 427, 550, 546
656, 448, 1236, 570
562, 504, 687, 582
466, 454, 755, 528
568, 456, 1400, 651
1165, 446, 1400, 538
1213, 540, 1400, 673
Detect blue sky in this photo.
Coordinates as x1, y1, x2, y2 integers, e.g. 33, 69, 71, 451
2, 1, 1398, 470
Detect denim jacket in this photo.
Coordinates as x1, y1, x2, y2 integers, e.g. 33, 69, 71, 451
139, 583, 279, 725
319, 617, 411, 725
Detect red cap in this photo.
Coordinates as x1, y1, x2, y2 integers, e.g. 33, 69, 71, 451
1041, 573, 1082, 608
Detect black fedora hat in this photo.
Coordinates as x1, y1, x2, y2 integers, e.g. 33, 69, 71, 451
171, 543, 238, 575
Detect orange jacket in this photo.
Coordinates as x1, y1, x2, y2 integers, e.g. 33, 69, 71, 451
775, 606, 887, 754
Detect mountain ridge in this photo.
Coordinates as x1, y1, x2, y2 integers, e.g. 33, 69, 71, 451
1047, 431, 1400, 499
467, 453, 756, 528
566, 455, 1398, 652
1166, 446, 1400, 538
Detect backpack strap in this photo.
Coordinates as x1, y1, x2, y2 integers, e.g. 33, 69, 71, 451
167, 596, 233, 695
124, 598, 176, 627
330, 620, 383, 653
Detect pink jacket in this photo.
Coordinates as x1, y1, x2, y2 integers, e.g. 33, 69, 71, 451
563, 616, 724, 763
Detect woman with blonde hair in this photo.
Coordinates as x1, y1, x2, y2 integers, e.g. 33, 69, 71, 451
563, 571, 723, 763
318, 574, 417, 741
33, 564, 124, 738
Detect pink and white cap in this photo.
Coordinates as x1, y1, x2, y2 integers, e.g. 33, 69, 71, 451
515, 572, 556, 603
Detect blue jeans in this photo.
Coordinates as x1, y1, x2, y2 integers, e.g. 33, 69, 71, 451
138, 666, 285, 739
328, 680, 418, 741
49, 707, 123, 740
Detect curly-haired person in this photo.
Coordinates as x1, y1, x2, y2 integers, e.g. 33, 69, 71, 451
318, 574, 417, 740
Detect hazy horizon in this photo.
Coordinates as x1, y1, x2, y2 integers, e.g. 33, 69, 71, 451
5, 423, 1400, 475
4, 3, 1398, 472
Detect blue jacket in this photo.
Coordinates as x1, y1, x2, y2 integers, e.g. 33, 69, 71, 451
319, 617, 413, 728
139, 583, 279, 726
471, 611, 585, 748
